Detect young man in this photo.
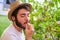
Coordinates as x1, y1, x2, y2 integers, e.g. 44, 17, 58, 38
1, 1, 34, 40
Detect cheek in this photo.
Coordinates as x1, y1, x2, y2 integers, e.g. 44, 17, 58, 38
18, 18, 26, 27
17, 17, 25, 24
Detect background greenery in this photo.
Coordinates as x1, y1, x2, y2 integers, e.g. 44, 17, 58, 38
21, 0, 60, 40
0, 0, 60, 40
0, 15, 10, 37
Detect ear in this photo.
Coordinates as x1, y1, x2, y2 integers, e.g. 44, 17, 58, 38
11, 16, 15, 21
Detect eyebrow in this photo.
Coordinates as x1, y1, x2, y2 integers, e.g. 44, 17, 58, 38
20, 13, 30, 15
21, 13, 26, 15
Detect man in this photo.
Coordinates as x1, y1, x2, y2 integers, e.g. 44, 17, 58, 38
1, 1, 34, 40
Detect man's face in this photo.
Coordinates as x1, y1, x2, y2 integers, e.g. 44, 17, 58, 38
15, 9, 30, 29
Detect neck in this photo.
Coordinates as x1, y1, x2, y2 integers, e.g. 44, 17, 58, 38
13, 22, 22, 33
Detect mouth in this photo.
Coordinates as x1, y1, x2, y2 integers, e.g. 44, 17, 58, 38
23, 21, 30, 28
24, 21, 30, 24
24, 22, 28, 24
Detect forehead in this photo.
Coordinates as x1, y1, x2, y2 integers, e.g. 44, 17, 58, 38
17, 9, 30, 14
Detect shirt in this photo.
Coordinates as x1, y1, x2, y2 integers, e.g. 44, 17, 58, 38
1, 24, 25, 40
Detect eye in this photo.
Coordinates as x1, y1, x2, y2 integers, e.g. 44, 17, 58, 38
27, 15, 29, 17
28, 14, 30, 17
21, 15, 25, 17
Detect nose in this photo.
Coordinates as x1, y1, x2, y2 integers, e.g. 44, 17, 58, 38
25, 16, 30, 22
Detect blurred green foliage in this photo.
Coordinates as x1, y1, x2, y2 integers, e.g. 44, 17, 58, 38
21, 0, 60, 40
0, 15, 10, 37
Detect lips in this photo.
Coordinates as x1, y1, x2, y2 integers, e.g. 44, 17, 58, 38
24, 21, 30, 24
24, 21, 28, 24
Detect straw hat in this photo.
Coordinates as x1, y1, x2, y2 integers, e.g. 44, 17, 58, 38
8, 1, 32, 20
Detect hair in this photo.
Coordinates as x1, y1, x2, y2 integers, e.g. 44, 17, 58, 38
11, 3, 31, 17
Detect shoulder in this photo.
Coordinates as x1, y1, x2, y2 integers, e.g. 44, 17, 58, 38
1, 25, 18, 40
